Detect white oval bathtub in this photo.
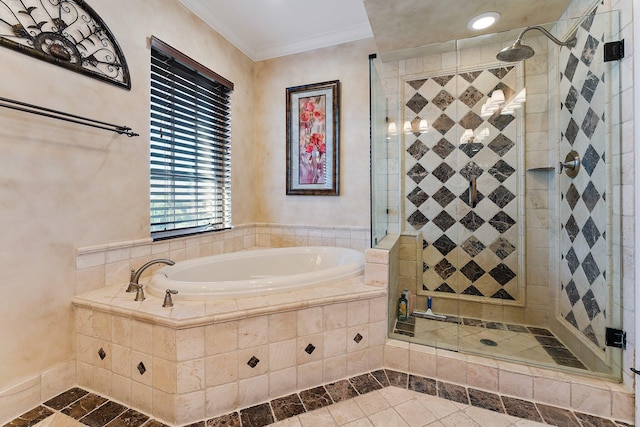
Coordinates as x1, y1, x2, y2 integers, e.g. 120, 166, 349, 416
147, 246, 365, 300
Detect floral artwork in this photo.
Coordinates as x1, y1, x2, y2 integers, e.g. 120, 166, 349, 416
298, 95, 327, 184
286, 80, 340, 195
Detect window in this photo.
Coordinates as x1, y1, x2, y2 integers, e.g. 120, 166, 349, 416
149, 37, 233, 240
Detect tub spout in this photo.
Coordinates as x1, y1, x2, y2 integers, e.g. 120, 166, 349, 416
126, 258, 175, 301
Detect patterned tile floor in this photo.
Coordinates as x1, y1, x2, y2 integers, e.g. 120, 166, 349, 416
393, 315, 587, 371
3, 370, 629, 427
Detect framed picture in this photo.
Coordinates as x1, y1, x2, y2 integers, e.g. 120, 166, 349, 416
286, 80, 340, 195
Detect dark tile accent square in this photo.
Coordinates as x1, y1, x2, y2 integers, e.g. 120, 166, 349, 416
271, 394, 306, 420
432, 139, 455, 159
385, 370, 408, 388
491, 289, 515, 300
566, 247, 580, 274
565, 85, 579, 113
488, 186, 515, 208
488, 263, 516, 285
582, 217, 601, 248
581, 34, 600, 67
408, 79, 428, 90
325, 380, 359, 403
305, 343, 316, 354
581, 71, 600, 103
407, 163, 428, 184
434, 258, 456, 280
349, 373, 383, 395
206, 412, 240, 427
565, 184, 580, 210
98, 347, 106, 360
459, 111, 483, 131
144, 420, 171, 427
460, 211, 485, 232
460, 260, 485, 282
239, 403, 274, 427
353, 333, 363, 344
80, 400, 127, 427
489, 237, 515, 259
461, 236, 485, 257
485, 322, 505, 330
433, 235, 457, 256
61, 393, 108, 420
459, 161, 484, 181
432, 211, 456, 232
581, 107, 600, 139
4, 406, 53, 427
565, 279, 581, 306
432, 162, 456, 183
437, 382, 469, 404
460, 71, 482, 83
488, 160, 515, 183
488, 113, 515, 132
488, 211, 515, 233
432, 114, 456, 135
435, 282, 455, 293
582, 253, 602, 285
137, 361, 146, 375
458, 86, 484, 109
407, 187, 429, 208
432, 90, 455, 111
407, 210, 429, 230
43, 387, 89, 410
582, 289, 601, 319
488, 66, 513, 79
247, 356, 260, 368
106, 409, 149, 427
565, 117, 580, 145
433, 186, 456, 208
408, 375, 437, 395
565, 215, 580, 242
564, 53, 580, 82
468, 389, 504, 413
582, 181, 601, 212
432, 75, 454, 86
488, 134, 514, 157
459, 187, 484, 208
463, 318, 484, 327
407, 93, 429, 114
535, 335, 564, 348
459, 142, 484, 158
407, 140, 429, 160
537, 403, 581, 426
501, 396, 542, 422
299, 386, 333, 411
462, 285, 484, 296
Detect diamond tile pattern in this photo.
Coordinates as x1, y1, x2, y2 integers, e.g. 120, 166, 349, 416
403, 65, 520, 302
558, 10, 609, 351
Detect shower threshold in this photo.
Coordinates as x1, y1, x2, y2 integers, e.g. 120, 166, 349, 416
393, 315, 587, 371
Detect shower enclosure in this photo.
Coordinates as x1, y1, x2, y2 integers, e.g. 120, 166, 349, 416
370, 8, 622, 379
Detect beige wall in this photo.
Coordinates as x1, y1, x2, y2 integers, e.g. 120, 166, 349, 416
253, 39, 377, 226
0, 0, 376, 393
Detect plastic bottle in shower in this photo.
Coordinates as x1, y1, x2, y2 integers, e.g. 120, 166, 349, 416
398, 292, 408, 321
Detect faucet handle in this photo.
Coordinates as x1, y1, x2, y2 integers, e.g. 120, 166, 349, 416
163, 289, 179, 308
126, 269, 137, 292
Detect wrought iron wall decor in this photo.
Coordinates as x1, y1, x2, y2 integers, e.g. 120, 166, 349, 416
0, 0, 131, 89
0, 96, 139, 136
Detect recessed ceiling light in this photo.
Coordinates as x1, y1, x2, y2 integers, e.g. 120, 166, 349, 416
468, 12, 500, 30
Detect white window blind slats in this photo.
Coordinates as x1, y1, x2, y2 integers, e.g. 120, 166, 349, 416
150, 40, 232, 240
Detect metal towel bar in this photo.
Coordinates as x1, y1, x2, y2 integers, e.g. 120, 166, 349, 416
0, 96, 139, 137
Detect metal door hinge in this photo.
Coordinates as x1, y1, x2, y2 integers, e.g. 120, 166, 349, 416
604, 40, 624, 62
605, 327, 626, 349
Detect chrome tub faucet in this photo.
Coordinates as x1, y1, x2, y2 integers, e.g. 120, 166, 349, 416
126, 258, 175, 301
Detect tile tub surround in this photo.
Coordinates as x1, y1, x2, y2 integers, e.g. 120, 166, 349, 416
74, 223, 369, 296
71, 275, 387, 425
4, 369, 630, 427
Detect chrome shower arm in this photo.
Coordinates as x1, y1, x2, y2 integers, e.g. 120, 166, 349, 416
516, 25, 577, 48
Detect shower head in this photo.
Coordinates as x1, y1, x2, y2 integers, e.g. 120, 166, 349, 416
496, 25, 577, 62
496, 40, 535, 62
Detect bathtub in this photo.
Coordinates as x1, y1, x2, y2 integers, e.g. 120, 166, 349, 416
147, 246, 365, 299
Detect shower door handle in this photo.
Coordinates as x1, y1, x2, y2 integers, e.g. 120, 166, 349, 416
469, 177, 477, 208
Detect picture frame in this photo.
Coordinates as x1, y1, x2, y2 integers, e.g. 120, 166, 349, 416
286, 80, 340, 195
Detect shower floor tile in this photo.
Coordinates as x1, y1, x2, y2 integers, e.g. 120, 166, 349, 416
393, 315, 587, 371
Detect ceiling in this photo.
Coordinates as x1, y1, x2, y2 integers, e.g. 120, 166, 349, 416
178, 0, 576, 62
